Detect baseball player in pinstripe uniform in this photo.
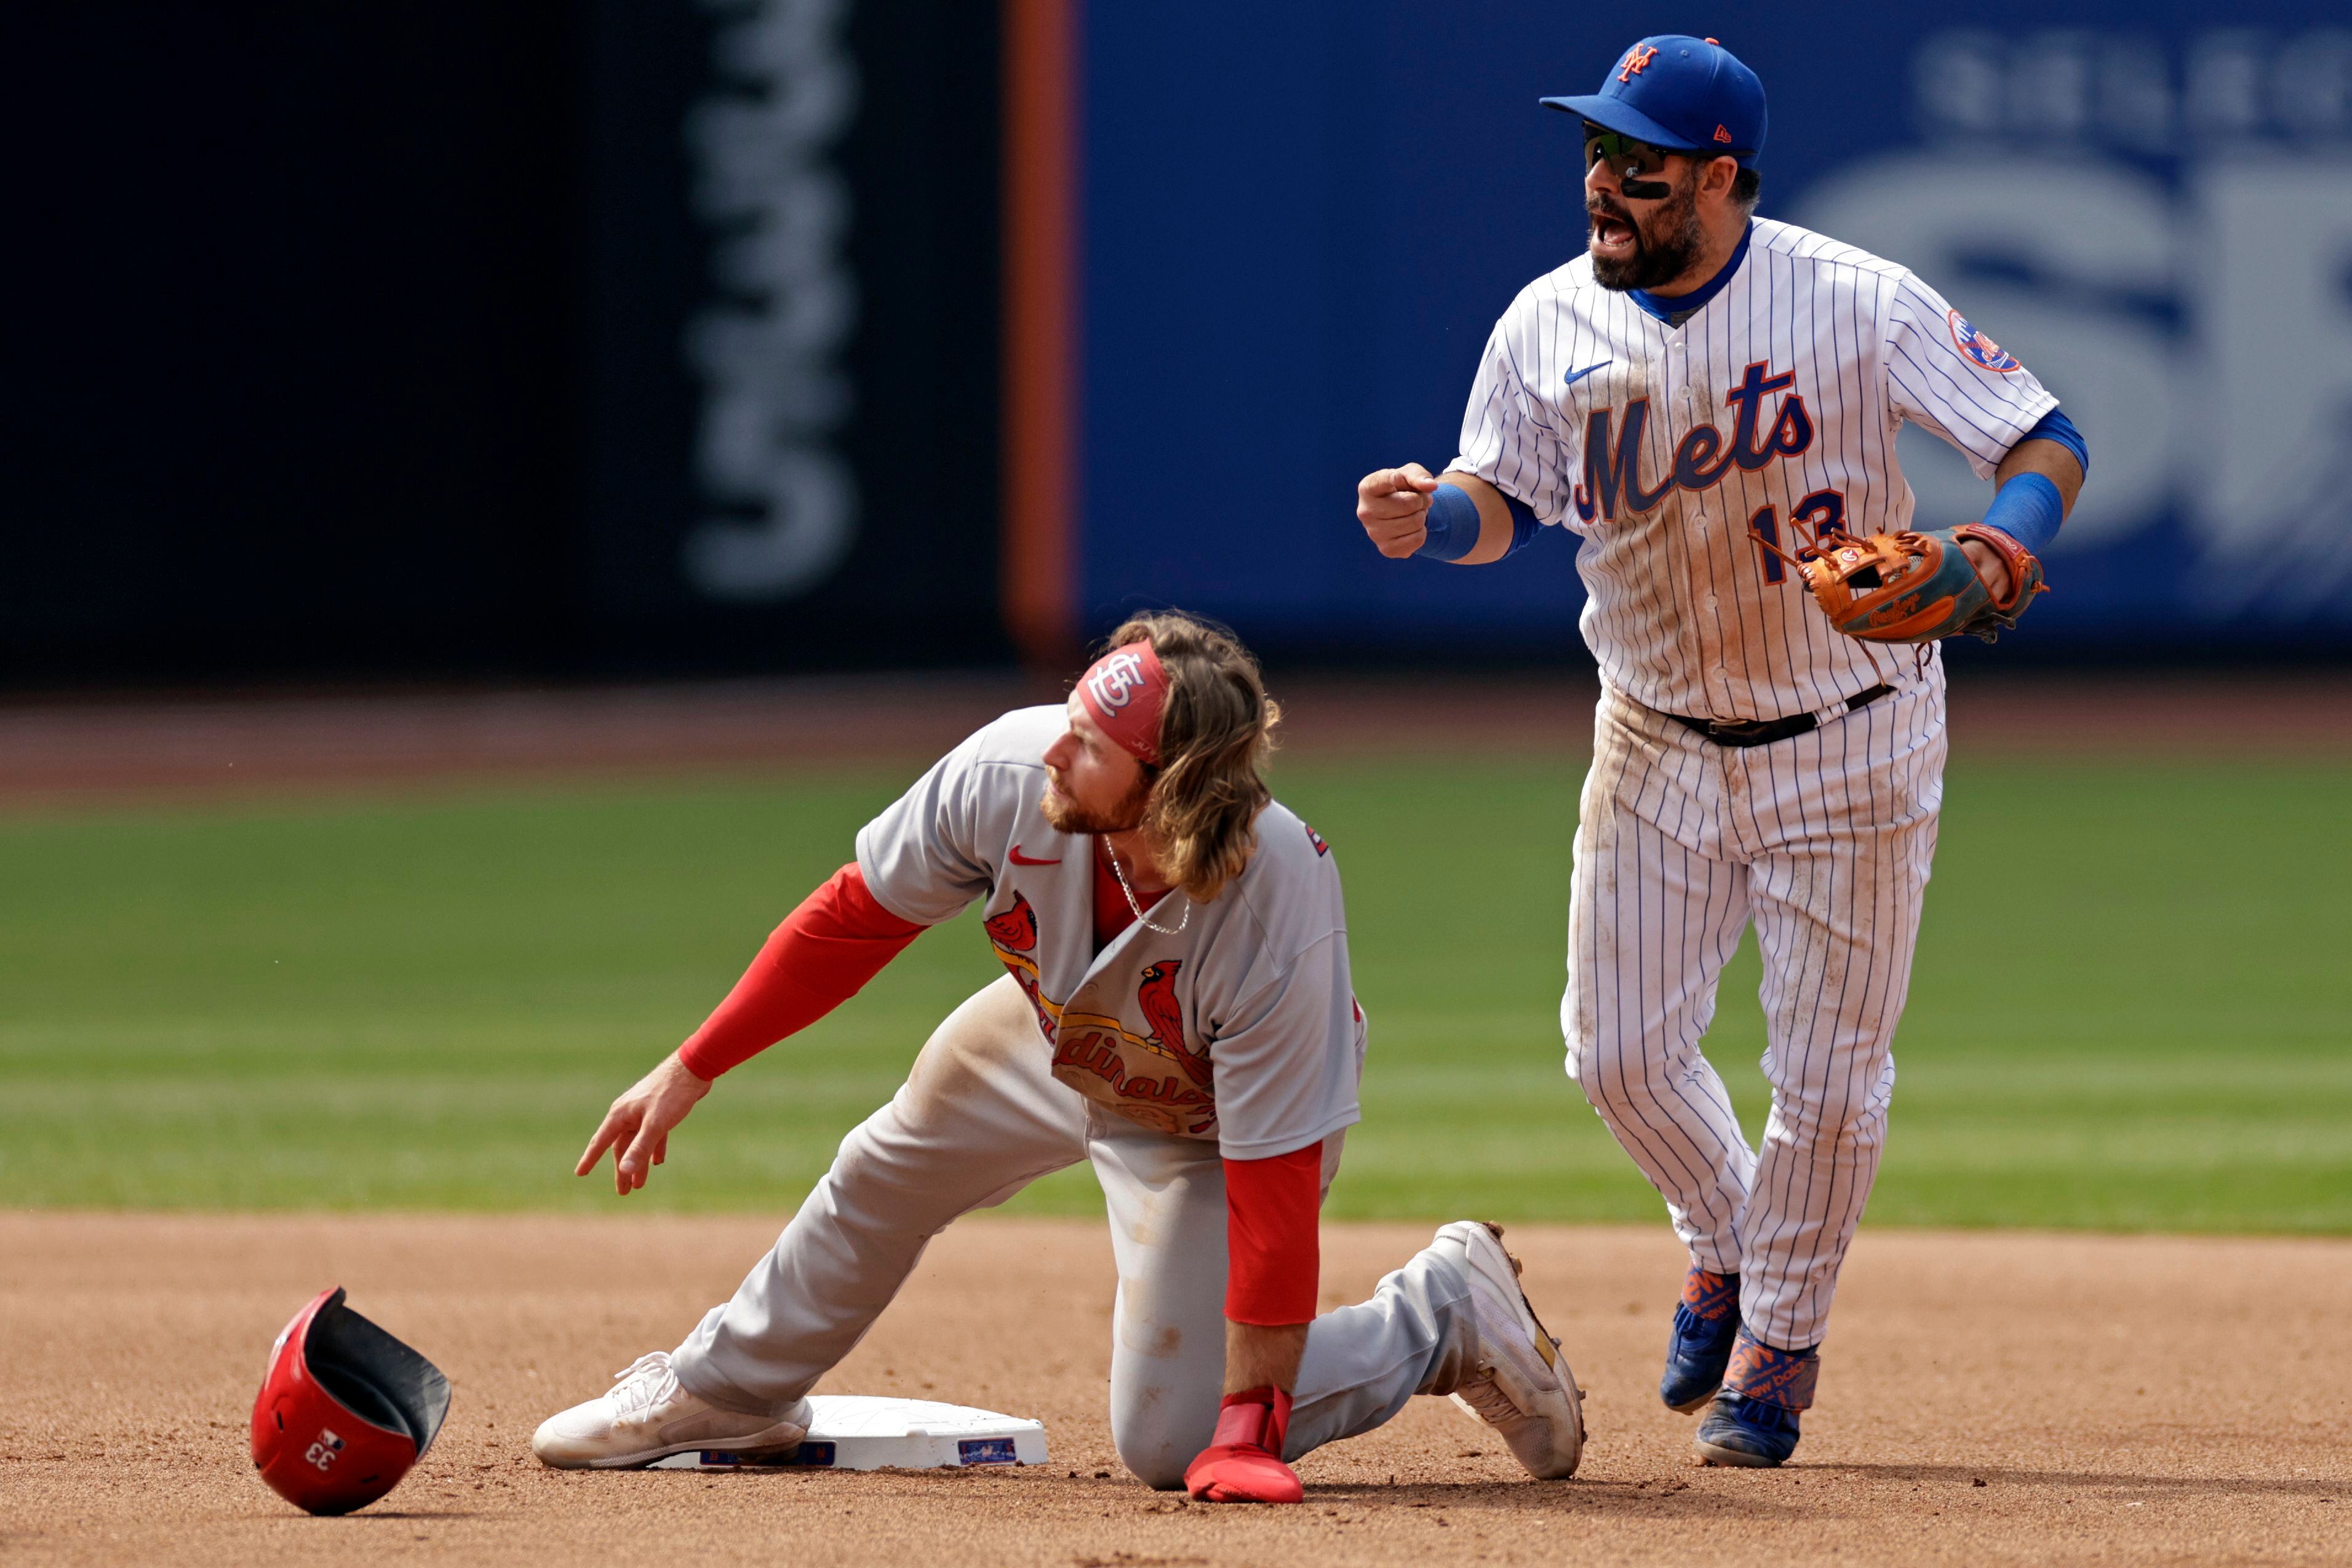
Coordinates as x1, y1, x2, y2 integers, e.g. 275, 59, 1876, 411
1355, 36, 2088, 1467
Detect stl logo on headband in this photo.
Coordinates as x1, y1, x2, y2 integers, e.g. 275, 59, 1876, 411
1078, 640, 1167, 765
1086, 651, 1152, 711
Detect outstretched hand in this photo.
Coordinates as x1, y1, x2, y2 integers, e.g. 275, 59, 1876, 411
1356, 463, 1440, 558
576, 1051, 712, 1195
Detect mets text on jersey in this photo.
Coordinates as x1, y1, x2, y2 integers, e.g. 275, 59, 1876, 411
1571, 361, 1814, 522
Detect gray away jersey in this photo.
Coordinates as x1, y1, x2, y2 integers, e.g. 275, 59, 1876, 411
1451, 217, 2059, 722
855, 706, 1365, 1158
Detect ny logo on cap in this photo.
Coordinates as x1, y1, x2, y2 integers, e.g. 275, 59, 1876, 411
1086, 651, 1151, 710
1617, 44, 1658, 82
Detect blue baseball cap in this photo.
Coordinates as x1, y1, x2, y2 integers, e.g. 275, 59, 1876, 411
1541, 35, 1766, 167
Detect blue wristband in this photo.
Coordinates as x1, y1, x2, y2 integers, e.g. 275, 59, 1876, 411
1979, 471, 2063, 556
1415, 482, 1481, 562
1416, 483, 1542, 562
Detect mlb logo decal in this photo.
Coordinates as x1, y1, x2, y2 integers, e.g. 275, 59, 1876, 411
957, 1438, 1019, 1464
1945, 309, 2022, 373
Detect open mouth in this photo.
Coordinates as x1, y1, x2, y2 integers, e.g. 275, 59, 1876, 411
1589, 209, 1636, 255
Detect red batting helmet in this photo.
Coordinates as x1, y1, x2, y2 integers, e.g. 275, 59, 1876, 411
250, 1286, 452, 1516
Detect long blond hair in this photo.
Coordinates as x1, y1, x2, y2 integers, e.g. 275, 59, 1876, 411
1103, 611, 1281, 904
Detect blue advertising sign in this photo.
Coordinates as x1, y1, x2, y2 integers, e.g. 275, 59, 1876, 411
1078, 3, 2352, 655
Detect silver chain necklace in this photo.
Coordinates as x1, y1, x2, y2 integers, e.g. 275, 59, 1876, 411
1103, 839, 1189, 937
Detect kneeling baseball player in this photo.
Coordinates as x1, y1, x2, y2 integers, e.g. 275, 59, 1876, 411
532, 612, 1583, 1501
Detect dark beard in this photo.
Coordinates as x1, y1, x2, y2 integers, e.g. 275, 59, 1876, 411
1040, 771, 1151, 837
1589, 172, 1705, 292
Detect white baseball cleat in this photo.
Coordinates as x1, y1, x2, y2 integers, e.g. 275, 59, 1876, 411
1439, 1220, 1585, 1479
532, 1351, 812, 1470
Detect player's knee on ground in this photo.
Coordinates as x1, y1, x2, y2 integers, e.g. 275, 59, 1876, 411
1110, 1398, 1211, 1490
1112, 1426, 1194, 1490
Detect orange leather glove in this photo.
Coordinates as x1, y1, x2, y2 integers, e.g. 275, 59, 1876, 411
1183, 1387, 1301, 1504
1790, 523, 2046, 644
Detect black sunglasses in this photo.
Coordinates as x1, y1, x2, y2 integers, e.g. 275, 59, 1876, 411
1582, 128, 1675, 181
1582, 127, 1745, 201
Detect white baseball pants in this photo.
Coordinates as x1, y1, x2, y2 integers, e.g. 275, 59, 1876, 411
670, 974, 1483, 1489
1563, 676, 1946, 1352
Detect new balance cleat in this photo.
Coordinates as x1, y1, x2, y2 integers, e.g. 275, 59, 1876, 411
1693, 1391, 1802, 1467
1438, 1220, 1585, 1479
1660, 1267, 1740, 1412
532, 1351, 811, 1470
1692, 1329, 1819, 1468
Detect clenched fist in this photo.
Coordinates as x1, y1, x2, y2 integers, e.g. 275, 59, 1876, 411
1357, 463, 1440, 558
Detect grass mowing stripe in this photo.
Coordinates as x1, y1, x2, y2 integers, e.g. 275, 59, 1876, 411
1, 757, 2344, 1230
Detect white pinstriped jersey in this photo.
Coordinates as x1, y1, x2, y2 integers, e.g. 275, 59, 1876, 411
1449, 217, 2058, 722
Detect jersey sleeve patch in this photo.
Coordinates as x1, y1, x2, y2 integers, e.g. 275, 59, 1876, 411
1945, 309, 2023, 374
1302, 822, 1330, 856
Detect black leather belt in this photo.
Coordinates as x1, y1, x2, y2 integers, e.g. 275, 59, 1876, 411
1662, 683, 1892, 748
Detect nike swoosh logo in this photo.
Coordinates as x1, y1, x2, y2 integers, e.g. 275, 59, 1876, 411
1563, 360, 1613, 389
1009, 845, 1062, 866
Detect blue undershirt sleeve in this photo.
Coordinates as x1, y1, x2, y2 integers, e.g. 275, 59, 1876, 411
2019, 406, 2088, 476
1501, 494, 1539, 559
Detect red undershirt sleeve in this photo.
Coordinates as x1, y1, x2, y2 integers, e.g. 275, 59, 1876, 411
1222, 1140, 1323, 1326
676, 863, 927, 1079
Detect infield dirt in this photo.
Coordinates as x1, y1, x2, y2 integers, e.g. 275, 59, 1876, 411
3, 1212, 2345, 1567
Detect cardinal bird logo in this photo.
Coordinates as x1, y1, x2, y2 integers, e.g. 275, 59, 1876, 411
984, 893, 1057, 1042
984, 894, 1038, 953
1136, 960, 1213, 1089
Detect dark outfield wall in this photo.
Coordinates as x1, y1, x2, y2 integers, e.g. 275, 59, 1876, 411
0, 1, 1003, 686
15, 4, 2348, 687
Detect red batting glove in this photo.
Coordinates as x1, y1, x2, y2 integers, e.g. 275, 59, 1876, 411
1183, 1387, 1301, 1504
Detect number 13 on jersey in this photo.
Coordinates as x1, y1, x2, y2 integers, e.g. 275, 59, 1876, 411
1747, 490, 1845, 584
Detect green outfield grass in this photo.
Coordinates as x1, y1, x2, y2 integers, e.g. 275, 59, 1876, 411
2, 754, 2346, 1232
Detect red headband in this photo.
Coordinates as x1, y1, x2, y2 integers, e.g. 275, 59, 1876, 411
1077, 641, 1167, 766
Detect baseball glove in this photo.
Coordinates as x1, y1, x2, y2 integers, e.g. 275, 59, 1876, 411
1785, 523, 2047, 644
